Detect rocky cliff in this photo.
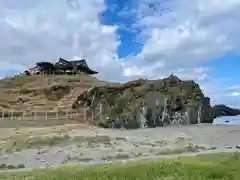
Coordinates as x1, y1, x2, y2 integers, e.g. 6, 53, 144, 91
72, 75, 216, 128
212, 104, 240, 118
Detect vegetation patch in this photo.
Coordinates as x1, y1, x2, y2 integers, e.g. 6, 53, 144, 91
44, 84, 71, 101
19, 88, 36, 95
73, 135, 112, 148
0, 153, 239, 180
156, 143, 213, 155
0, 164, 25, 170
1, 133, 70, 153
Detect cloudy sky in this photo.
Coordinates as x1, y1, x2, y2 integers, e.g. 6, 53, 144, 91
0, 0, 240, 107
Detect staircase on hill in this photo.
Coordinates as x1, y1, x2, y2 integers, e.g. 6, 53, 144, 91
55, 84, 104, 122
8, 84, 97, 121
56, 84, 91, 111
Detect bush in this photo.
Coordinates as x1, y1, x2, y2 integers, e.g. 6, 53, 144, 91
44, 85, 71, 101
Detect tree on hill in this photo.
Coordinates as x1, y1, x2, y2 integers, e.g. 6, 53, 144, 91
36, 62, 56, 72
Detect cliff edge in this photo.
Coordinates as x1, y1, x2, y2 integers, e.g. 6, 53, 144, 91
72, 75, 240, 128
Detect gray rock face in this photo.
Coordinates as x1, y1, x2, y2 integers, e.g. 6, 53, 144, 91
106, 95, 208, 129
72, 76, 219, 129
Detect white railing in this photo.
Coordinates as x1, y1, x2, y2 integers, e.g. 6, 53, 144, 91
0, 109, 86, 121
0, 105, 103, 122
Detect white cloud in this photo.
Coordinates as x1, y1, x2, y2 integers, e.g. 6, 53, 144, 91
228, 85, 240, 91
125, 0, 240, 78
201, 81, 240, 108
228, 85, 240, 98
231, 92, 240, 97
0, 0, 123, 81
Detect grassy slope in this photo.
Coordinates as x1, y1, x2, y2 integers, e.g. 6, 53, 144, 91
0, 75, 109, 111
1, 153, 240, 180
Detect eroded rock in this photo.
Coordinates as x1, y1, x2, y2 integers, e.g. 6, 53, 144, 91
72, 75, 239, 128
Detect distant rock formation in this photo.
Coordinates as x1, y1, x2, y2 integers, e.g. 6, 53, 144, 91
212, 104, 240, 118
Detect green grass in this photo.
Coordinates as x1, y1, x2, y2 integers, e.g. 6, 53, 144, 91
0, 152, 240, 180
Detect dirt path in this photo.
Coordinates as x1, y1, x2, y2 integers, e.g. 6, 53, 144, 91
0, 123, 239, 171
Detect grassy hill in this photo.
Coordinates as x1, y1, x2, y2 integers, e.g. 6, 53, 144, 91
0, 75, 107, 112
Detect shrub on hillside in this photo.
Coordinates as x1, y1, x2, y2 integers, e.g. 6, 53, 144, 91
44, 85, 71, 101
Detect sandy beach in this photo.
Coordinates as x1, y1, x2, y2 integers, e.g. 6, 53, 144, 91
0, 120, 239, 171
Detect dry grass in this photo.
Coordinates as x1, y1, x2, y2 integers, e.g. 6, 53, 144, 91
0, 124, 125, 152
101, 153, 130, 161
1, 133, 70, 153
43, 84, 71, 101
73, 135, 112, 148
0, 75, 106, 111
0, 124, 86, 138
0, 124, 90, 153
156, 143, 216, 155
0, 133, 115, 153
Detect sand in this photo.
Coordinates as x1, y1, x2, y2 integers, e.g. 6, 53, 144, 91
0, 121, 239, 171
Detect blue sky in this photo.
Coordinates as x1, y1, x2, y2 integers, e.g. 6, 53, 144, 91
100, 0, 143, 58
0, 0, 240, 107
208, 53, 240, 86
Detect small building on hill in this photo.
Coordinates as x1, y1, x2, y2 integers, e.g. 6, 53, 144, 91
28, 57, 98, 75
55, 58, 98, 75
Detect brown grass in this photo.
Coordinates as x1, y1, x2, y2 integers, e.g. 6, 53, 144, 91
43, 84, 71, 101
1, 133, 70, 153
0, 124, 100, 152
0, 75, 106, 112
73, 135, 112, 148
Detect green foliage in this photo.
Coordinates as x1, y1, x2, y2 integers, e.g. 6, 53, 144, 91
19, 88, 36, 95
0, 153, 240, 180
36, 62, 56, 71
104, 89, 140, 119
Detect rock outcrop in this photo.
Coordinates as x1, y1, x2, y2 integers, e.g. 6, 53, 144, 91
212, 104, 240, 118
73, 75, 216, 129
